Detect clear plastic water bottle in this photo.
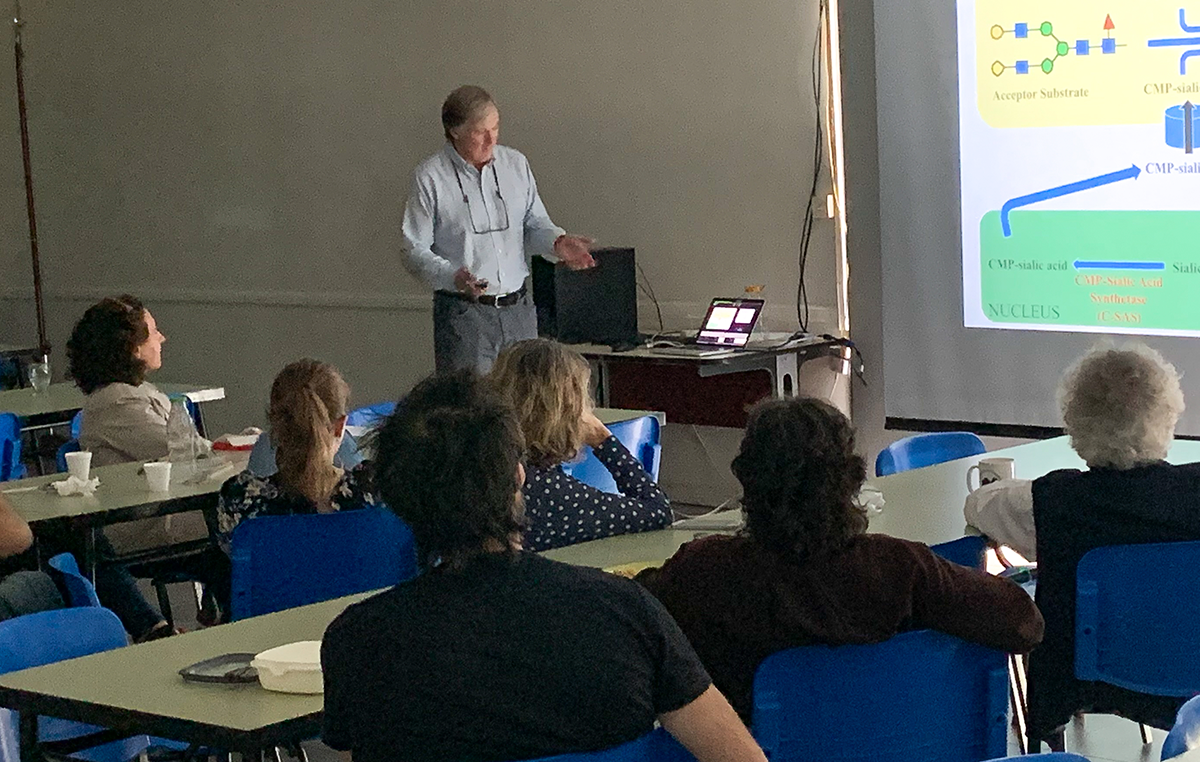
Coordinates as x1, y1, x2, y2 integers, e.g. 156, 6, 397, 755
166, 399, 197, 475
27, 355, 50, 393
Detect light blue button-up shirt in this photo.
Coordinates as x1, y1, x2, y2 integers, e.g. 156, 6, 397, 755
400, 143, 565, 295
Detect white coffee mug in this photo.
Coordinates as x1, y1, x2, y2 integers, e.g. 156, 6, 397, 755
64, 450, 92, 481
144, 462, 172, 492
966, 457, 1015, 492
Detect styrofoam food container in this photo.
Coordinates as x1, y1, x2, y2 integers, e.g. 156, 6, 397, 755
251, 641, 323, 694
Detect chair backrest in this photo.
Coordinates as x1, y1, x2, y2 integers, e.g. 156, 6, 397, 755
752, 629, 1008, 762
230, 507, 419, 620
0, 607, 148, 762
0, 413, 25, 482
346, 400, 397, 428
875, 432, 987, 477
560, 416, 661, 495
930, 535, 988, 570
246, 431, 362, 477
1163, 694, 1200, 760
0, 607, 126, 675
56, 440, 81, 473
47, 553, 102, 608
1075, 541, 1200, 696
520, 728, 693, 762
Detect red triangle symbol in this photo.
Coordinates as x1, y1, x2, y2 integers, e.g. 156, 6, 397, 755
1104, 14, 1115, 30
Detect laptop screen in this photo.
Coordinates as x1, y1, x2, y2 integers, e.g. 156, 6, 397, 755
696, 298, 765, 346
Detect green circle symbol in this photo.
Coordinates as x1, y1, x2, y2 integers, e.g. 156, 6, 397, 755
1041, 58, 1054, 73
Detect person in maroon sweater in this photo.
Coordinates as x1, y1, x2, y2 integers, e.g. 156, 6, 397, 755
638, 397, 1044, 722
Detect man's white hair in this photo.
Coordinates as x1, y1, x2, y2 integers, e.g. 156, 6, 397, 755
1058, 343, 1184, 470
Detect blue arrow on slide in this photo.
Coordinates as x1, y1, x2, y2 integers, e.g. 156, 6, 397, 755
1000, 164, 1141, 237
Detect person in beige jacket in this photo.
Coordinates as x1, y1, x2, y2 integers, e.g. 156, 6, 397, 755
65, 295, 225, 636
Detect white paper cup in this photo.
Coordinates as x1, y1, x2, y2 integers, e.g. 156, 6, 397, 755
65, 451, 92, 481
144, 462, 172, 492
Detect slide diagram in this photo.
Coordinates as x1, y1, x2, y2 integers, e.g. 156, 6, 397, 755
961, 0, 1200, 336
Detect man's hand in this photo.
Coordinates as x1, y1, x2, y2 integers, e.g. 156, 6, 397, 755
554, 234, 596, 270
453, 267, 488, 298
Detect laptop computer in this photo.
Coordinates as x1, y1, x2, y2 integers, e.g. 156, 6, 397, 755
652, 297, 766, 357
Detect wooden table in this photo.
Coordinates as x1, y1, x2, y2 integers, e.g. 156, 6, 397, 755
0, 407, 655, 574
546, 436, 1200, 569
0, 591, 370, 761
576, 337, 839, 426
0, 454, 249, 575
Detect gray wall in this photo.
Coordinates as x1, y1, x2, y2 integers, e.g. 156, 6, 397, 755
1, 0, 842, 451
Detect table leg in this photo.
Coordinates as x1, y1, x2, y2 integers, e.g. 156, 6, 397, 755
83, 526, 98, 584
590, 358, 610, 408
773, 350, 800, 398
19, 711, 41, 762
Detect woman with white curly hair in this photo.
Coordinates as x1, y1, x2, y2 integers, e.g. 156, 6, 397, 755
965, 343, 1200, 749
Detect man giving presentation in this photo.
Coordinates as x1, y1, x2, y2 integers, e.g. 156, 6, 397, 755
400, 85, 595, 373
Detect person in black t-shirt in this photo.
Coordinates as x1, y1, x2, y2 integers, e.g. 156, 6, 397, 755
321, 372, 765, 762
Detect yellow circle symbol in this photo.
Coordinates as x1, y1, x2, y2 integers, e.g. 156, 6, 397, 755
990, 25, 1004, 40
991, 60, 1005, 76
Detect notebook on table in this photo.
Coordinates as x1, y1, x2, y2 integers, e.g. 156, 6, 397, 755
651, 297, 766, 357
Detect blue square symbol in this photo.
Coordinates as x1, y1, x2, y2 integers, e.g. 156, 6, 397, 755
1102, 38, 1116, 53
1015, 22, 1029, 38
1076, 40, 1090, 54
1015, 60, 1030, 74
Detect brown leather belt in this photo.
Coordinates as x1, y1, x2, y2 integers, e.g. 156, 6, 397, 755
437, 284, 527, 307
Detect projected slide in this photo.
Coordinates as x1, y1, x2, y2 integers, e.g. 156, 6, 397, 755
959, 0, 1200, 336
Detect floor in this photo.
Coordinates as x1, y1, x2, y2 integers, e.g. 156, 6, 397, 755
151, 578, 1172, 762
1022, 716, 1167, 761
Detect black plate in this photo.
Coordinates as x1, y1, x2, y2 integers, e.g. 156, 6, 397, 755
179, 653, 259, 684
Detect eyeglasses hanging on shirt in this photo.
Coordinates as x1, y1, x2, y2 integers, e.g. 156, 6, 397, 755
452, 163, 510, 234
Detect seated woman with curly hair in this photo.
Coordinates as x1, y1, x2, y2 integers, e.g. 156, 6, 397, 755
488, 339, 671, 551
65, 295, 222, 638
638, 397, 1044, 722
965, 343, 1200, 748
67, 295, 208, 467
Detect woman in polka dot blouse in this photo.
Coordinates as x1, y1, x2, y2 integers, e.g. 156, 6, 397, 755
490, 339, 672, 551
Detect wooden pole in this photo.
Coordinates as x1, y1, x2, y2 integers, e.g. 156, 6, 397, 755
12, 0, 48, 358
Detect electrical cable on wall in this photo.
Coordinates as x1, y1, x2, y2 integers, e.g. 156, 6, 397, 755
797, 0, 828, 334
635, 261, 665, 335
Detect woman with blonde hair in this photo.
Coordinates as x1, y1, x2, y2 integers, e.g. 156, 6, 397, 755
964, 343, 1200, 748
488, 339, 671, 551
217, 359, 376, 552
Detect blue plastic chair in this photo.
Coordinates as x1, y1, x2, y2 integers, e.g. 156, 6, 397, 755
930, 535, 989, 569
1163, 694, 1200, 760
513, 728, 693, 762
346, 400, 398, 428
246, 433, 362, 477
55, 439, 81, 473
561, 416, 661, 495
229, 507, 419, 620
875, 432, 987, 477
1075, 541, 1200, 696
0, 413, 26, 482
0, 608, 156, 762
751, 629, 1009, 762
46, 553, 102, 608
